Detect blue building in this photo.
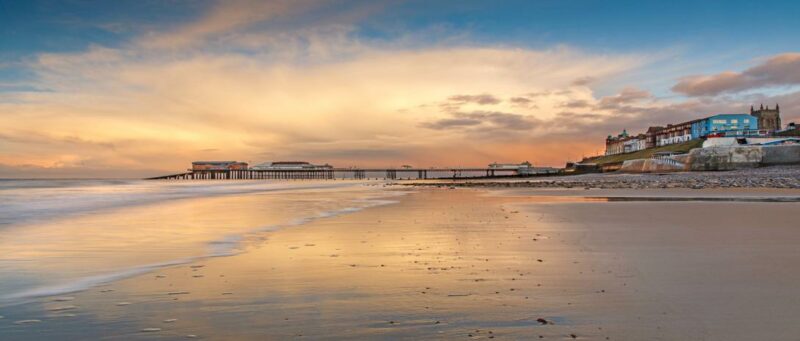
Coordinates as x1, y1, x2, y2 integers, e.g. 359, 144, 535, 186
690, 114, 759, 139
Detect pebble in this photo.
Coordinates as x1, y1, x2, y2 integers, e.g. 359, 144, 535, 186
405, 166, 800, 189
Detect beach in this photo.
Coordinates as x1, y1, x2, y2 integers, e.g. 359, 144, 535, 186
1, 180, 800, 340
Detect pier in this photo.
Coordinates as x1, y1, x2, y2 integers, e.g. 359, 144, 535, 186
145, 168, 536, 180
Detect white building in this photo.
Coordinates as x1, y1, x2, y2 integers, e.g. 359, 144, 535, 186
488, 161, 533, 170
251, 161, 333, 170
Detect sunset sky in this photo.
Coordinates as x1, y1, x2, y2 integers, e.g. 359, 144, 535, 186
2, 0, 800, 177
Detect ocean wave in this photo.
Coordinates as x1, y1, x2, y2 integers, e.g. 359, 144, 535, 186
0, 180, 374, 229
0, 190, 407, 307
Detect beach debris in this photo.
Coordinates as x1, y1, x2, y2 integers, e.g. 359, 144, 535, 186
140, 328, 162, 332
536, 318, 550, 325
537, 259, 544, 262
167, 291, 190, 295
52, 296, 74, 302
570, 333, 577, 339
163, 319, 178, 323
193, 275, 204, 278
100, 289, 114, 293
447, 293, 470, 297
48, 305, 77, 311
156, 275, 167, 278
289, 246, 300, 249
305, 243, 316, 247
222, 292, 233, 295
14, 319, 42, 325
116, 302, 132, 306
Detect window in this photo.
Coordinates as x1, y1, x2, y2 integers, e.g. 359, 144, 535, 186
730, 119, 738, 123
743, 119, 749, 123
712, 119, 726, 124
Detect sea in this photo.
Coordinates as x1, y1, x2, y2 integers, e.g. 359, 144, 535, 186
0, 179, 400, 307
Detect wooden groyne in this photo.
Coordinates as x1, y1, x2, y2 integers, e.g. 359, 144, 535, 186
146, 168, 529, 180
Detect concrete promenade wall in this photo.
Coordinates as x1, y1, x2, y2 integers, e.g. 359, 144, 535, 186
619, 145, 800, 173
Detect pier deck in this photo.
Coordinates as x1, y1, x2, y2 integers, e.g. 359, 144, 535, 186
145, 168, 547, 180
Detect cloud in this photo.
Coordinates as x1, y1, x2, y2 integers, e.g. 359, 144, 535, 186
421, 110, 540, 132
139, 0, 319, 48
561, 99, 591, 108
447, 93, 502, 105
596, 87, 652, 109
509, 97, 532, 104
571, 76, 595, 86
673, 53, 800, 96
420, 118, 483, 130
1, 1, 663, 176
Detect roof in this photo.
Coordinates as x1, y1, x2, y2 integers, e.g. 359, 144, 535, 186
192, 161, 239, 164
271, 161, 312, 165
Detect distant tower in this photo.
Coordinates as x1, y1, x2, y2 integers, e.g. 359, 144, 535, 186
751, 103, 782, 131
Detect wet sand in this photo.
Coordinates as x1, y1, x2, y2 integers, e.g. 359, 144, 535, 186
2, 187, 800, 340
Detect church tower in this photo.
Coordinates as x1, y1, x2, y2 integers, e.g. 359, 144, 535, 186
750, 104, 782, 132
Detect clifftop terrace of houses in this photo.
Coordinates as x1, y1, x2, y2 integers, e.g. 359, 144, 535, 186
604, 104, 784, 156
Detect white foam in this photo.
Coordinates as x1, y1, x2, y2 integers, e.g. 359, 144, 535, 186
0, 189, 408, 307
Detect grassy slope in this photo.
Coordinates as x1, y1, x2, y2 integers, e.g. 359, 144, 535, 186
776, 129, 800, 137
582, 139, 704, 165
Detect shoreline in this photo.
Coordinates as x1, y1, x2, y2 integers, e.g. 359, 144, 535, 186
399, 165, 800, 189
3, 186, 800, 340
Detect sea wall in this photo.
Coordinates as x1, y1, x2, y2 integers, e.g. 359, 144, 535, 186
619, 145, 800, 173
619, 158, 687, 173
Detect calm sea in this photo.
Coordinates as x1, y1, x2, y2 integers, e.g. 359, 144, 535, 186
0, 179, 400, 306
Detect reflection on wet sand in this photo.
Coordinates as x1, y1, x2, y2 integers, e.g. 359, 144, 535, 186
3, 187, 800, 340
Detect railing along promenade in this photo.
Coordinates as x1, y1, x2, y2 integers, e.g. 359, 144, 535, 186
146, 168, 526, 180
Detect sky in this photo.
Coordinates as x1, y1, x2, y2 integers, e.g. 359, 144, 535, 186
1, 0, 800, 178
